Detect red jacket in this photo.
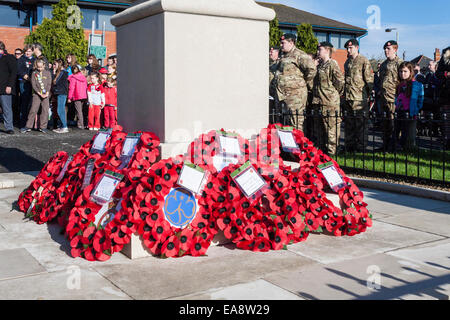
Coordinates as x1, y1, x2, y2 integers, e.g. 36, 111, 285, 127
103, 85, 117, 108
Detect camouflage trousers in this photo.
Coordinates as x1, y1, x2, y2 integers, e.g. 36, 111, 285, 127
311, 104, 341, 155
380, 97, 396, 149
282, 89, 308, 133
343, 100, 369, 151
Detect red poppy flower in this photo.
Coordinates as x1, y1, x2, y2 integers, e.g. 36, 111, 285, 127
252, 238, 271, 252
304, 212, 320, 232
190, 236, 209, 256
161, 236, 180, 258
178, 228, 195, 253
70, 235, 85, 258
93, 229, 112, 253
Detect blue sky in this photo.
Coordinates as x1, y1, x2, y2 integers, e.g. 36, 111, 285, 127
261, 0, 449, 60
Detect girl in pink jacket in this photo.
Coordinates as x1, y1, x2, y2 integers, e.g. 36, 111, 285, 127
68, 65, 88, 129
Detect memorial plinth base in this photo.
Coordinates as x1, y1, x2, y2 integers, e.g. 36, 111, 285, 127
121, 231, 231, 259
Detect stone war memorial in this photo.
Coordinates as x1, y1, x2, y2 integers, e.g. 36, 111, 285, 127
16, 0, 373, 262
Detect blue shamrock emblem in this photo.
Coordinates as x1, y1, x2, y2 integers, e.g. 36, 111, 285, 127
163, 188, 197, 228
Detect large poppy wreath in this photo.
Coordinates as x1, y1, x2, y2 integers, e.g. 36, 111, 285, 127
17, 124, 372, 262
129, 157, 220, 258
17, 151, 70, 223
30, 128, 124, 227
64, 132, 161, 261
262, 124, 373, 236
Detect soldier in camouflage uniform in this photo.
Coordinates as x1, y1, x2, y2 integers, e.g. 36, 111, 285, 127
378, 40, 403, 151
311, 42, 345, 155
274, 33, 316, 132
343, 38, 374, 152
269, 46, 280, 123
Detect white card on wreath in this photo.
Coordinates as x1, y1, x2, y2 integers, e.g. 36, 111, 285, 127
121, 137, 139, 157
93, 175, 120, 202
178, 164, 206, 194
321, 165, 344, 189
219, 135, 242, 156
234, 166, 266, 198
92, 132, 109, 152
277, 130, 298, 149
212, 154, 239, 172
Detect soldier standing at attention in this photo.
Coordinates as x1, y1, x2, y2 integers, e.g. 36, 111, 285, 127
274, 33, 316, 132
378, 40, 403, 151
343, 38, 374, 152
269, 46, 280, 123
311, 42, 344, 155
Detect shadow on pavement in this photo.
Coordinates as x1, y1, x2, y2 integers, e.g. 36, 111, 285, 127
0, 146, 45, 173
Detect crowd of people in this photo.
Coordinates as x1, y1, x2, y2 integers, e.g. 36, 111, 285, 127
269, 34, 450, 153
0, 41, 118, 134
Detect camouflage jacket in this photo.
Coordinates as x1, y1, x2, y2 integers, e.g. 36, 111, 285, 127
379, 56, 403, 102
274, 47, 316, 100
312, 58, 344, 107
344, 54, 374, 101
269, 59, 279, 98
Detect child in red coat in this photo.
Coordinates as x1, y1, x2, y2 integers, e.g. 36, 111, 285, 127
103, 76, 117, 128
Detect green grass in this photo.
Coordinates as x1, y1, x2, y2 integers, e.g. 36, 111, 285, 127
336, 148, 450, 183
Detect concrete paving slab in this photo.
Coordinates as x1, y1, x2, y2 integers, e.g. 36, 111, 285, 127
263, 253, 450, 300
0, 248, 46, 281
94, 244, 316, 300
377, 210, 450, 237
387, 239, 450, 272
171, 279, 303, 300
364, 194, 449, 215
286, 221, 444, 264
0, 172, 36, 189
0, 268, 131, 299
25, 239, 132, 273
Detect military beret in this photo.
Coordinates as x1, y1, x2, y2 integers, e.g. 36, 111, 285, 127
344, 38, 359, 48
318, 41, 334, 48
281, 33, 296, 42
384, 40, 398, 49
270, 46, 280, 51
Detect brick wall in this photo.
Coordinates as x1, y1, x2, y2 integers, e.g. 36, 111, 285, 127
0, 26, 117, 62
0, 26, 32, 54
333, 49, 348, 72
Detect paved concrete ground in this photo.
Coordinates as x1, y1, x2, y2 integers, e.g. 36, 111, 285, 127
0, 172, 448, 300
0, 128, 95, 173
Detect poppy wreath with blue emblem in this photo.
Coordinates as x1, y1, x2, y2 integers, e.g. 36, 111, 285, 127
130, 157, 221, 258
17, 151, 70, 224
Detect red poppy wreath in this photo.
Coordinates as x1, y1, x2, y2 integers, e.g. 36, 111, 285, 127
261, 124, 373, 237
17, 151, 70, 223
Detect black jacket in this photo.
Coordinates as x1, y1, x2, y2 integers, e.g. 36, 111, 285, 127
0, 52, 18, 95
17, 55, 35, 81
52, 69, 69, 95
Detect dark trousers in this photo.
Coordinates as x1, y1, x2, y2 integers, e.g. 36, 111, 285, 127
0, 94, 14, 131
19, 81, 32, 128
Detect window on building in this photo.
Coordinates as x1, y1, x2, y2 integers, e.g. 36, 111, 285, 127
330, 33, 340, 49
81, 8, 97, 30
0, 3, 35, 27
280, 27, 296, 35
98, 10, 117, 31
314, 32, 328, 43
